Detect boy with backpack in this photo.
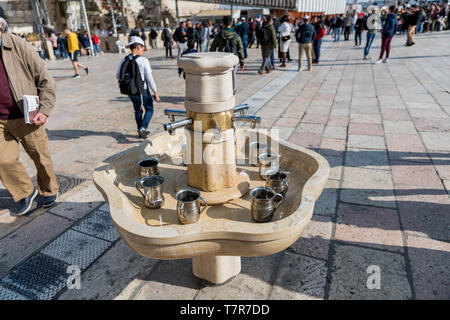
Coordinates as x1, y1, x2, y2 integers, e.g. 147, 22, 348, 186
210, 16, 245, 93
116, 36, 161, 139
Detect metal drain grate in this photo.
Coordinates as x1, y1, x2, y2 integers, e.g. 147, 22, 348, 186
0, 174, 85, 213
40, 229, 111, 269
0, 285, 29, 300
72, 210, 120, 242
0, 253, 69, 300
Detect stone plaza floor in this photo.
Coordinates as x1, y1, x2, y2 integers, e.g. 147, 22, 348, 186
0, 31, 449, 300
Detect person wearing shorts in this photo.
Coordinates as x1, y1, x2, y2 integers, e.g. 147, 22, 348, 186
65, 28, 88, 78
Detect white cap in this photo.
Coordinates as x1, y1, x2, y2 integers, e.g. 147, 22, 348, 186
126, 36, 145, 48
303, 15, 310, 20
241, 17, 246, 21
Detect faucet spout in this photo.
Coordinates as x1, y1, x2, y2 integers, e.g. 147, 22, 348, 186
233, 115, 262, 129
233, 104, 250, 115
163, 118, 193, 135
164, 109, 187, 122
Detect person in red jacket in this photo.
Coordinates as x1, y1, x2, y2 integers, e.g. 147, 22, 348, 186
91, 33, 103, 56
312, 16, 326, 64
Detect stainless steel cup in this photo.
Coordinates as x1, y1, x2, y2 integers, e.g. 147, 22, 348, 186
135, 158, 159, 178
135, 175, 165, 209
249, 141, 272, 167
265, 169, 291, 196
176, 189, 208, 224
250, 187, 284, 223
258, 152, 281, 180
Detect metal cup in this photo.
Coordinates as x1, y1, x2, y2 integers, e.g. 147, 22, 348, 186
265, 169, 291, 196
135, 175, 165, 209
135, 158, 159, 178
258, 152, 281, 180
176, 189, 208, 224
249, 141, 272, 167
250, 186, 284, 223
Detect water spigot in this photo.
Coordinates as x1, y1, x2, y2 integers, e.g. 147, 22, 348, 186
163, 118, 193, 135
233, 115, 262, 129
233, 104, 250, 116
164, 109, 187, 122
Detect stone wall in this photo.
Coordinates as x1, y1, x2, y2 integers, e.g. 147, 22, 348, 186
0, 0, 35, 33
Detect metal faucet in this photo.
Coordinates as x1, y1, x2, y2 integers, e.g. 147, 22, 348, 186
163, 118, 193, 135
232, 115, 262, 129
163, 104, 250, 121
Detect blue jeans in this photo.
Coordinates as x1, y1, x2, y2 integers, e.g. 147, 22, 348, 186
93, 44, 103, 55
416, 23, 423, 34
364, 32, 376, 56
334, 28, 342, 42
313, 38, 322, 62
269, 49, 275, 69
129, 90, 154, 130
242, 35, 248, 58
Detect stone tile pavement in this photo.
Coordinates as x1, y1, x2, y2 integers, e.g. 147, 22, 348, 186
0, 31, 449, 300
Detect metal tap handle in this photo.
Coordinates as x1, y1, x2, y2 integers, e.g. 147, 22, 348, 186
233, 115, 262, 129
233, 104, 250, 115
163, 118, 193, 135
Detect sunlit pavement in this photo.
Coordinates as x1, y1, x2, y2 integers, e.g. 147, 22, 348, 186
0, 31, 449, 300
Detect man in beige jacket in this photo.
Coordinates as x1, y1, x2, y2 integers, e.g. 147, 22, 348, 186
0, 17, 59, 215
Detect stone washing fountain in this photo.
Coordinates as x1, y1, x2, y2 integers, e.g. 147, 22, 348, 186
93, 52, 330, 285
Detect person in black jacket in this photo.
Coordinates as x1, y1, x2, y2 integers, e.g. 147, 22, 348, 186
406, 5, 419, 46
334, 15, 344, 42
354, 13, 364, 46
173, 21, 187, 58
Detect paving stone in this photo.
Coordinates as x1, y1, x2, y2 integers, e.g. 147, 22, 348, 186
396, 192, 449, 241
327, 116, 348, 127
289, 215, 333, 260
350, 113, 382, 124
390, 161, 444, 189
419, 132, 450, 151
328, 244, 412, 299
41, 229, 111, 269
0, 213, 72, 278
323, 126, 347, 140
288, 132, 321, 149
0, 253, 70, 300
413, 118, 450, 133
321, 155, 343, 180
407, 236, 450, 299
336, 203, 403, 253
341, 167, 396, 208
380, 109, 411, 121
195, 253, 282, 300
385, 134, 427, 159
302, 114, 328, 124
347, 134, 386, 150
319, 138, 346, 158
274, 117, 300, 128
72, 209, 120, 242
271, 127, 295, 141
345, 148, 390, 170
269, 252, 327, 300
49, 183, 104, 221
348, 123, 384, 136
314, 179, 339, 217
58, 239, 158, 300
131, 259, 201, 300
295, 123, 325, 134
383, 120, 417, 134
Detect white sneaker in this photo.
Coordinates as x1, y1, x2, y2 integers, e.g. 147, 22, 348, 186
382, 58, 389, 63
363, 56, 369, 60
374, 59, 383, 64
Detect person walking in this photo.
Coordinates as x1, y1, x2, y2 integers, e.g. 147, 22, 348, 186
236, 17, 249, 59
312, 16, 325, 64
406, 5, 418, 46
173, 21, 188, 58
92, 32, 103, 56
210, 16, 245, 93
257, 15, 277, 75
278, 15, 292, 68
295, 15, 316, 71
65, 28, 88, 78
375, 5, 398, 64
354, 13, 364, 46
161, 24, 174, 58
116, 36, 161, 139
364, 7, 380, 60
0, 17, 59, 215
334, 15, 344, 42
150, 28, 158, 49
344, 13, 353, 40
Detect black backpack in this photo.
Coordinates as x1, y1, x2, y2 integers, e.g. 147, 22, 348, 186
223, 33, 238, 55
257, 27, 269, 46
118, 54, 144, 96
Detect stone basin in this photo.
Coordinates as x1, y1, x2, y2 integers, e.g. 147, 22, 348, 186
93, 128, 329, 284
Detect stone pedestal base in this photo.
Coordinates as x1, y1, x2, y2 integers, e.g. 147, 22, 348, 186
192, 255, 241, 285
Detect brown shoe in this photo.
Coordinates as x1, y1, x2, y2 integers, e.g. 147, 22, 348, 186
258, 70, 264, 75
307, 67, 312, 71
280, 63, 287, 68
